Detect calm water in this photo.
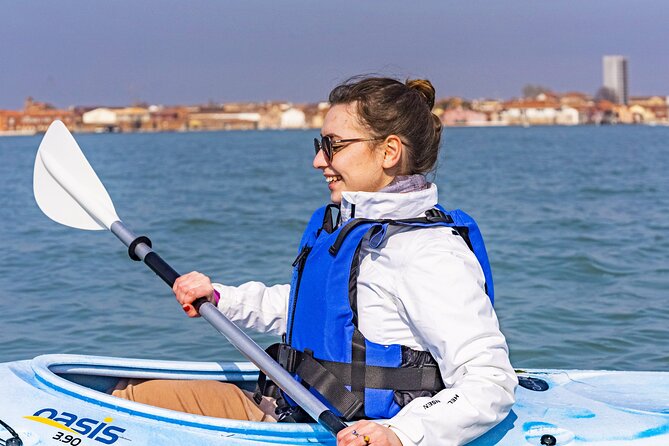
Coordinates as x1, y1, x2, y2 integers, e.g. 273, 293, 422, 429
1, 126, 668, 371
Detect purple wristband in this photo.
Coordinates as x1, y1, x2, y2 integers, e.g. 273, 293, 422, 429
212, 289, 221, 306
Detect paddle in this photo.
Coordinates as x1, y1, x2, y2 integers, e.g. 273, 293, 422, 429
33, 120, 347, 436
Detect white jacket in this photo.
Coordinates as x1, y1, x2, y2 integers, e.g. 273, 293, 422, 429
213, 184, 517, 446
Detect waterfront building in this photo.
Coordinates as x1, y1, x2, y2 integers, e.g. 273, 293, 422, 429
469, 99, 506, 125
603, 55, 629, 105
0, 98, 78, 134
499, 93, 581, 126
81, 107, 151, 132
188, 109, 260, 131
301, 102, 329, 129
280, 107, 307, 129
592, 100, 617, 125
628, 105, 656, 124
82, 108, 118, 131
555, 106, 580, 125
628, 96, 669, 123
559, 92, 594, 124
0, 110, 28, 135
440, 108, 489, 126
148, 106, 190, 132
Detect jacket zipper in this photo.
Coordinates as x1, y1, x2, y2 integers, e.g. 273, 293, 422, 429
287, 245, 311, 345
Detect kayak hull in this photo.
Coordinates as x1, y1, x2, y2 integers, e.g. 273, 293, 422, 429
1, 354, 668, 445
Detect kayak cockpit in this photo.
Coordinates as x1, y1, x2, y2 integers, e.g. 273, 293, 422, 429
35, 354, 259, 393
27, 354, 335, 444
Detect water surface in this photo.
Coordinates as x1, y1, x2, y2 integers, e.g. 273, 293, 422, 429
1, 126, 667, 371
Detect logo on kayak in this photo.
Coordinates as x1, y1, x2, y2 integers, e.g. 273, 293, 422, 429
24, 408, 127, 444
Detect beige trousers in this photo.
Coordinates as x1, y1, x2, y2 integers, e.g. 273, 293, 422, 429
111, 379, 277, 422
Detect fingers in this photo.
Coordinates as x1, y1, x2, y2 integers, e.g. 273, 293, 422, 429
172, 271, 214, 318
336, 421, 372, 446
336, 421, 402, 446
181, 303, 199, 318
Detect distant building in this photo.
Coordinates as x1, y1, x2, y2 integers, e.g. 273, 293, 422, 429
629, 96, 669, 123
603, 55, 628, 105
0, 98, 78, 134
555, 106, 580, 125
82, 108, 118, 127
188, 110, 260, 131
301, 102, 329, 129
280, 107, 306, 129
499, 93, 580, 126
115, 107, 151, 131
441, 108, 488, 126
0, 110, 26, 134
559, 92, 594, 124
148, 106, 190, 132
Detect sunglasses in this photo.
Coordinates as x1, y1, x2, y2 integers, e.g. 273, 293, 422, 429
314, 135, 383, 161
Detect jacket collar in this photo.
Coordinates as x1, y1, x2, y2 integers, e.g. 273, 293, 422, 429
339, 183, 439, 223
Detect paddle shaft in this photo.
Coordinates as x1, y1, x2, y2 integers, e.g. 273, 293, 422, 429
109, 221, 347, 436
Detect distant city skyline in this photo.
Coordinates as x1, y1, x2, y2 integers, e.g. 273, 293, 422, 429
1, 1, 668, 109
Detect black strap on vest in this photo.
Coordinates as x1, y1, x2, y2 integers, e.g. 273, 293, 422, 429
328, 208, 476, 262
257, 342, 444, 420
348, 243, 367, 418
329, 209, 454, 256
322, 204, 340, 234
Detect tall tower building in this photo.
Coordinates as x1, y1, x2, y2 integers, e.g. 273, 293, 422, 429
602, 55, 628, 104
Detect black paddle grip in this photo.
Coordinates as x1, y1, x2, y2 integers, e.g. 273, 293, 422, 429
318, 410, 347, 435
143, 252, 208, 311
143, 251, 180, 287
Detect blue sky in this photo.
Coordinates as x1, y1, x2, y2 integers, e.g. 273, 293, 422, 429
1, 0, 667, 108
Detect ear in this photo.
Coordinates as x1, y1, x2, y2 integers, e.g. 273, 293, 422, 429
382, 135, 404, 170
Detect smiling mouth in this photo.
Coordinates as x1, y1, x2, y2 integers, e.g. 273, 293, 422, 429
326, 175, 342, 184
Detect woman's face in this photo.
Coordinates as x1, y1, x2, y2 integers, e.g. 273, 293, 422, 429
313, 103, 393, 204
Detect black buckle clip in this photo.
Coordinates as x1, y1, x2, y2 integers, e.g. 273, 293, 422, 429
277, 344, 299, 373
425, 209, 452, 223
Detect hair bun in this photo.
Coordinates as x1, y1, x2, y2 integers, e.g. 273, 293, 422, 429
406, 79, 436, 110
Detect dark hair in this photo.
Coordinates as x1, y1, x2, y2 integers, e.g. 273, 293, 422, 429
328, 76, 442, 175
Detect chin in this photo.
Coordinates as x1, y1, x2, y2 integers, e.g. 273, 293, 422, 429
330, 191, 342, 204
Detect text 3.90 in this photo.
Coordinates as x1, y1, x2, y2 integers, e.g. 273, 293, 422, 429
53, 432, 82, 445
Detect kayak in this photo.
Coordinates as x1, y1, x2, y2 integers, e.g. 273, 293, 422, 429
1, 354, 667, 446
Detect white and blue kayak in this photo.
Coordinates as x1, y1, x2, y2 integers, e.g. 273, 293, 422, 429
1, 353, 668, 446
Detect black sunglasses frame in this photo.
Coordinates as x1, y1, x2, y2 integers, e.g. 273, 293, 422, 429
314, 136, 383, 161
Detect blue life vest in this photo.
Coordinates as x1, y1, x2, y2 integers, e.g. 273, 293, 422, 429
267, 204, 494, 420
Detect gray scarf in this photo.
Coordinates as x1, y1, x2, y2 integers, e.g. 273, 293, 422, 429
380, 174, 429, 194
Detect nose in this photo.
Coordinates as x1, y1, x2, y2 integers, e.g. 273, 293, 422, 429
313, 147, 328, 170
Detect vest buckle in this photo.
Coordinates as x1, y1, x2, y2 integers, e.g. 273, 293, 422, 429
425, 208, 452, 223
277, 343, 299, 373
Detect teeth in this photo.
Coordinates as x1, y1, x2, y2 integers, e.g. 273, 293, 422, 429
326, 176, 342, 183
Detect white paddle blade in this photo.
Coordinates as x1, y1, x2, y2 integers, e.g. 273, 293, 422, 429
34, 120, 119, 231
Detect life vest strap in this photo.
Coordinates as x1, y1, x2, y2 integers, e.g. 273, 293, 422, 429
256, 343, 364, 420
328, 210, 455, 256
296, 349, 364, 420
260, 343, 445, 420
314, 355, 444, 391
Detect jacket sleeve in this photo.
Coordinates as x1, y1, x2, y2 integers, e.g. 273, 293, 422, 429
385, 230, 517, 446
212, 281, 290, 336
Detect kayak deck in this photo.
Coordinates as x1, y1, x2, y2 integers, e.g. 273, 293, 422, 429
0, 354, 668, 445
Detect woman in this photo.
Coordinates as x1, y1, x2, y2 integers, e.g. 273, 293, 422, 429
116, 77, 517, 445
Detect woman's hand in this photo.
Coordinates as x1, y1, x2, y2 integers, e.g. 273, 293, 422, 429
336, 420, 403, 446
172, 271, 215, 317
